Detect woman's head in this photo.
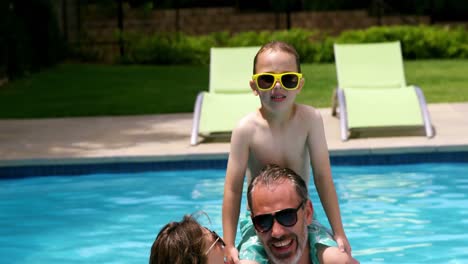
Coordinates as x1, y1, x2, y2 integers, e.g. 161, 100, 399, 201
149, 215, 225, 264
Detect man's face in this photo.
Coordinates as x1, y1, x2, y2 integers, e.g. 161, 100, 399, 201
250, 182, 312, 264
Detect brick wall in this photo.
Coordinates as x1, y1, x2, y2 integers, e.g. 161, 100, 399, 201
76, 6, 430, 62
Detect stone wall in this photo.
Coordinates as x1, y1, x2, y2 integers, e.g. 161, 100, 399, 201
83, 6, 429, 37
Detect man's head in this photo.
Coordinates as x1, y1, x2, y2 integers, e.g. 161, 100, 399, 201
247, 164, 313, 264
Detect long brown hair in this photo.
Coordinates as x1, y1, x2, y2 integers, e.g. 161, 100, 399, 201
149, 215, 207, 264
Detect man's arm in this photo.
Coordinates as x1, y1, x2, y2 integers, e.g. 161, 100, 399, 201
223, 124, 251, 263
307, 109, 351, 253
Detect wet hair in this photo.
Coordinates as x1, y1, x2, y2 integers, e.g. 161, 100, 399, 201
247, 164, 309, 211
149, 215, 207, 264
253, 41, 301, 74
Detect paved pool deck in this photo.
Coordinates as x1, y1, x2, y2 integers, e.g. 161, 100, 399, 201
1, 103, 468, 166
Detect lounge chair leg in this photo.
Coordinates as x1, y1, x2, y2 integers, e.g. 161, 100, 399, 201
414, 86, 434, 138
331, 88, 338, 116
190, 92, 204, 146
337, 88, 349, 141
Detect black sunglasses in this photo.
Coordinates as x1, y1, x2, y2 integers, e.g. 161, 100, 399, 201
251, 200, 306, 233
204, 228, 225, 255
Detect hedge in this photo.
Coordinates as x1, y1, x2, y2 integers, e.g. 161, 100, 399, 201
119, 25, 468, 65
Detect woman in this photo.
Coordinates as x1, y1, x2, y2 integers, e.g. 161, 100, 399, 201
150, 214, 225, 264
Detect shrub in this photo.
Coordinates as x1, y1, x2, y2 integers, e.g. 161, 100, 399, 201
335, 25, 468, 60
120, 31, 215, 65
118, 25, 468, 65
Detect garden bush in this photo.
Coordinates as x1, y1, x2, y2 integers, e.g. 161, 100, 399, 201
119, 25, 468, 65
120, 31, 216, 64
335, 25, 468, 59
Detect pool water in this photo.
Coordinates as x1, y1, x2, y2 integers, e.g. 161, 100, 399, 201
0, 163, 467, 263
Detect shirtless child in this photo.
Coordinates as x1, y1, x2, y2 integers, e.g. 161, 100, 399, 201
222, 41, 355, 263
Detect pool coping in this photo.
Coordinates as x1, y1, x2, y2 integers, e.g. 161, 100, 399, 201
1, 145, 467, 178
2, 142, 468, 167
1, 103, 468, 177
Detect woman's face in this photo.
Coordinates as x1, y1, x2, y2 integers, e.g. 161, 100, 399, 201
203, 228, 225, 264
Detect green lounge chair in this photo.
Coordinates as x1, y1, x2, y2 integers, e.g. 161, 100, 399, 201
332, 41, 434, 141
191, 46, 261, 145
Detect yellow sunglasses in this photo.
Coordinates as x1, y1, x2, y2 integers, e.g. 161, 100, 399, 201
252, 72, 303, 91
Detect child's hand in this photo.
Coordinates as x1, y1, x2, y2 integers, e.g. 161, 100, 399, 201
225, 245, 239, 264
335, 234, 352, 254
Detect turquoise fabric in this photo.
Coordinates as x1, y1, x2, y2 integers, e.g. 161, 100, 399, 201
238, 211, 336, 264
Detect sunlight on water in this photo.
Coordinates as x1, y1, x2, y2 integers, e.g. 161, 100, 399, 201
0, 164, 467, 263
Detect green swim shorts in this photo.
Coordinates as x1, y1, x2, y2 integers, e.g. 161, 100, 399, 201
237, 211, 337, 264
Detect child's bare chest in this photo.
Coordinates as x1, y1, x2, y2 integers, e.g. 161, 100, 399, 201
250, 127, 308, 172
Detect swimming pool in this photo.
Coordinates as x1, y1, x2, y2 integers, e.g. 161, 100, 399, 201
0, 162, 467, 263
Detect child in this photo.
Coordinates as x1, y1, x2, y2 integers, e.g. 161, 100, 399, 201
222, 41, 353, 263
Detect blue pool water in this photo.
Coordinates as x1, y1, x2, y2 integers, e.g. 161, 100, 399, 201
0, 163, 467, 263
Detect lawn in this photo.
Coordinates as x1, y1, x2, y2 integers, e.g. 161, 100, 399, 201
0, 60, 467, 118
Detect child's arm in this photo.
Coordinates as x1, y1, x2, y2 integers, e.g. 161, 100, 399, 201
307, 109, 352, 254
223, 125, 251, 263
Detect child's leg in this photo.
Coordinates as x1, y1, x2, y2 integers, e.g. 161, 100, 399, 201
317, 245, 359, 264
309, 220, 358, 263
308, 219, 337, 263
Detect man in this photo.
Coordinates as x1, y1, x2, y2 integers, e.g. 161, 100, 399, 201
242, 164, 359, 264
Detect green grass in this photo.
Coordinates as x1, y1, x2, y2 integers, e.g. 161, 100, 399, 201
0, 60, 467, 118
298, 59, 468, 108
0, 64, 208, 118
